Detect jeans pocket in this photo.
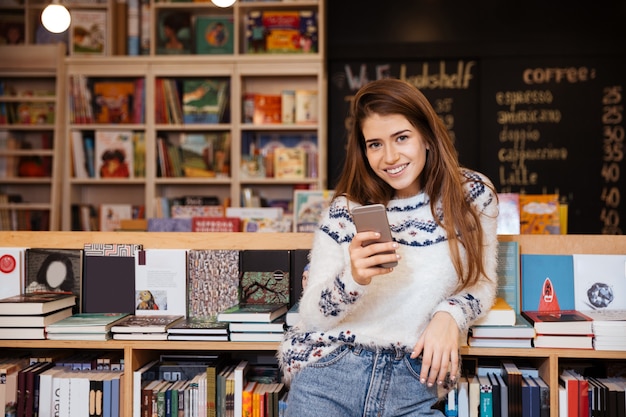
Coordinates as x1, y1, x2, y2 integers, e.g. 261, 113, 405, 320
309, 344, 352, 368
402, 355, 423, 381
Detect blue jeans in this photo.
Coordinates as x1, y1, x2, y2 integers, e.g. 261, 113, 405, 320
285, 344, 444, 417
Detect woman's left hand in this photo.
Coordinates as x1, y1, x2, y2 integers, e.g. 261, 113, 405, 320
410, 311, 460, 387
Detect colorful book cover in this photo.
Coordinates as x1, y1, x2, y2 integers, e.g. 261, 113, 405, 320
177, 132, 230, 176
92, 80, 136, 124
45, 312, 130, 333
70, 10, 107, 55
273, 147, 306, 179
252, 94, 282, 124
521, 254, 575, 312
572, 254, 626, 311
191, 217, 240, 232
240, 249, 291, 305
495, 240, 521, 313
182, 79, 229, 124
187, 249, 239, 320
170, 204, 224, 218
518, 194, 561, 234
195, 15, 234, 55
245, 10, 318, 54
99, 203, 133, 231
134, 249, 187, 316
94, 130, 134, 179
156, 11, 191, 55
292, 189, 334, 232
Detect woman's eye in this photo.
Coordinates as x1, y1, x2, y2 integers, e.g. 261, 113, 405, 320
367, 142, 382, 149
397, 135, 409, 142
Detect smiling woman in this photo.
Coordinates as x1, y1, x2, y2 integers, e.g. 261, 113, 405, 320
279, 78, 499, 417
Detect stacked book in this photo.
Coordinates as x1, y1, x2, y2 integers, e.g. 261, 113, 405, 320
0, 293, 76, 340
217, 304, 288, 342
110, 315, 185, 340
166, 317, 229, 341
522, 309, 594, 349
468, 297, 535, 348
45, 312, 130, 341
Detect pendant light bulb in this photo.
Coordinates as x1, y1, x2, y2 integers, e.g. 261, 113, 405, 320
211, 0, 236, 7
41, 1, 71, 34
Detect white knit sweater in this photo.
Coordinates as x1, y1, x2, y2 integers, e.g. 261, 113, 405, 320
279, 169, 499, 384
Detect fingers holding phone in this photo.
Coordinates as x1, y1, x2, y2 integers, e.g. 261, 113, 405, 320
351, 204, 400, 279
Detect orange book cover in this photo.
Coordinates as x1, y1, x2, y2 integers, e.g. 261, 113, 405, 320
252, 94, 282, 124
518, 193, 560, 234
93, 80, 136, 124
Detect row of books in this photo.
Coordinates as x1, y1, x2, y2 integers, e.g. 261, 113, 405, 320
69, 76, 145, 124
156, 78, 230, 125
0, 354, 124, 417
467, 241, 626, 351
70, 129, 144, 179
0, 131, 53, 178
156, 131, 231, 178
134, 354, 286, 417
497, 192, 567, 235
243, 90, 318, 125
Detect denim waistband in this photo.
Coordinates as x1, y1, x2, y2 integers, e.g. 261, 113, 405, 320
350, 343, 411, 360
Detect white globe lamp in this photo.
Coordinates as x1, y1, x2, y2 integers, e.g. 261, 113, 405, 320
41, 0, 71, 34
211, 0, 236, 8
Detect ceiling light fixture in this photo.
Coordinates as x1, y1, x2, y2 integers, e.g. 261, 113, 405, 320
211, 0, 236, 8
41, 0, 71, 34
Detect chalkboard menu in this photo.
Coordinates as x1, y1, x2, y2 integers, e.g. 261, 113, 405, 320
480, 57, 626, 234
328, 58, 626, 234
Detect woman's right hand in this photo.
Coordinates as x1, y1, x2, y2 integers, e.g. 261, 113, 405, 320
349, 231, 399, 285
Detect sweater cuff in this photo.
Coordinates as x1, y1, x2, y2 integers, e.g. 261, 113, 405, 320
432, 300, 470, 332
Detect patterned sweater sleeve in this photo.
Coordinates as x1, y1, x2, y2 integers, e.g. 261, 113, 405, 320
296, 197, 368, 331
432, 171, 499, 331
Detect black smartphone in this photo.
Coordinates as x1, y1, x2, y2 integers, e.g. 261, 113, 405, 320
351, 204, 398, 268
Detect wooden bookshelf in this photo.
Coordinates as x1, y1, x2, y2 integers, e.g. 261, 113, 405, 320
0, 232, 625, 417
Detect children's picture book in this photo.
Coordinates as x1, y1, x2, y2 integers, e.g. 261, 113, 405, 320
70, 10, 107, 55
273, 147, 306, 179
0, 247, 25, 300
252, 94, 282, 124
170, 204, 224, 219
187, 249, 239, 320
92, 80, 136, 124
216, 303, 288, 323
572, 254, 626, 311
156, 11, 191, 55
45, 312, 130, 333
195, 15, 234, 54
520, 254, 575, 312
519, 194, 561, 234
295, 89, 318, 124
99, 203, 133, 231
94, 130, 134, 178
0, 293, 76, 315
292, 189, 334, 232
182, 79, 229, 124
134, 249, 187, 316
24, 248, 83, 310
245, 10, 318, 54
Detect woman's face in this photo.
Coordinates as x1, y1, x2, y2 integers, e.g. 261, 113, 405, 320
362, 112, 429, 198
45, 260, 67, 288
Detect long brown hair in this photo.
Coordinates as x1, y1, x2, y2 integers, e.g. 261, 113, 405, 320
334, 78, 494, 290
